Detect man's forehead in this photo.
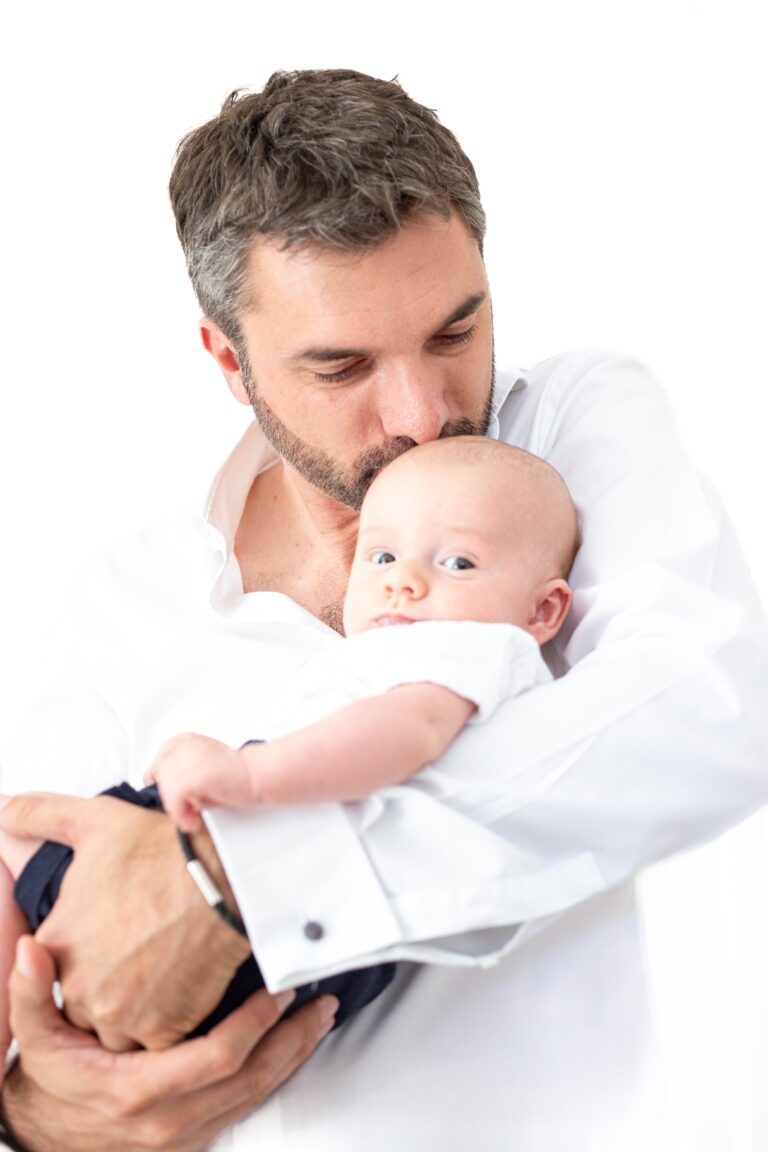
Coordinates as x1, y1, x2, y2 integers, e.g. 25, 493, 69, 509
287, 292, 488, 364
240, 212, 486, 326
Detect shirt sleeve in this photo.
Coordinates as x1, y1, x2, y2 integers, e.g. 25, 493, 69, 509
286, 620, 551, 724
208, 350, 768, 992
0, 621, 130, 800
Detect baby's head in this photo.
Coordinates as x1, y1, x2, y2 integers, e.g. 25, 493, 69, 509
342, 436, 579, 643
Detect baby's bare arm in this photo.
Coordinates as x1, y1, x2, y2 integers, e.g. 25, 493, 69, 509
244, 683, 476, 804
150, 685, 476, 829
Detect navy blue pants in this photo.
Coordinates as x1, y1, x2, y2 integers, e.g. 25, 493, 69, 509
13, 782, 396, 1036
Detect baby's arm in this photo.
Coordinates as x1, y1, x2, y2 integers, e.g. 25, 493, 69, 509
0, 821, 42, 1084
148, 683, 476, 831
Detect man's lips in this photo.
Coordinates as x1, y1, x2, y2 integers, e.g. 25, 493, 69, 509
375, 615, 416, 626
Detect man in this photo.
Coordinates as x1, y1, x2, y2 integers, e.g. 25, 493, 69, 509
1, 69, 767, 1151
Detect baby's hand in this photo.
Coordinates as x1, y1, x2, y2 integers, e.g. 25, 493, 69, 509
144, 733, 249, 832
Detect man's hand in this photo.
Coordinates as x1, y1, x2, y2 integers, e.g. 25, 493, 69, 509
1, 936, 337, 1152
0, 793, 251, 1051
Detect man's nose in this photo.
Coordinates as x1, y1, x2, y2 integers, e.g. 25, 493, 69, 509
383, 560, 427, 600
376, 363, 450, 444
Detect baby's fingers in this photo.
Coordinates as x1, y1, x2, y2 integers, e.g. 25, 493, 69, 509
176, 800, 204, 834
153, 779, 203, 833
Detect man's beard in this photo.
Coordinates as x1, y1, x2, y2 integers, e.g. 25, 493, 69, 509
238, 350, 496, 511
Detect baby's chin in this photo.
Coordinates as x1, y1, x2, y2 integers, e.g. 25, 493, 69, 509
344, 614, 416, 635
348, 611, 478, 634
344, 607, 530, 639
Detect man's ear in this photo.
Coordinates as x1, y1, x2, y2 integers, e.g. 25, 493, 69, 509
199, 318, 251, 407
527, 579, 573, 645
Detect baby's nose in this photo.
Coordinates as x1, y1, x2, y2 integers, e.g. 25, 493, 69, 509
384, 561, 427, 598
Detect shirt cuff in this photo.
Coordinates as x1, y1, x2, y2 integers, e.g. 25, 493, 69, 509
205, 803, 404, 992
205, 795, 605, 990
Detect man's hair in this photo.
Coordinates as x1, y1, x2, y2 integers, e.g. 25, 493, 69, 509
169, 69, 486, 341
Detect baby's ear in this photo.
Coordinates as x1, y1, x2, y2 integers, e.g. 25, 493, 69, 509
527, 579, 572, 645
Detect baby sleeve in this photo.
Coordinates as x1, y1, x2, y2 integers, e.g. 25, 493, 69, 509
307, 621, 552, 723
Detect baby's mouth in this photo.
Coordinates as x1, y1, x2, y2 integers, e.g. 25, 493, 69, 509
375, 615, 416, 626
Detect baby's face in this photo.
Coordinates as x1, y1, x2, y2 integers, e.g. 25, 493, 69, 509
342, 455, 557, 637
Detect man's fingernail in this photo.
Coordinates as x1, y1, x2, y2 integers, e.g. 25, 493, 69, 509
275, 989, 297, 1013
15, 938, 33, 978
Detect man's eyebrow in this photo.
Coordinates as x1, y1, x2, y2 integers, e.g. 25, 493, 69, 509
295, 345, 368, 364
292, 292, 487, 364
435, 292, 487, 332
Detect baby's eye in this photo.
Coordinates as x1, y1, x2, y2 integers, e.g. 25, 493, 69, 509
442, 556, 475, 571
370, 550, 396, 565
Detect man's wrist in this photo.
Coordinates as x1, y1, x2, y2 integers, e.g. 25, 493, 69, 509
177, 830, 248, 939
189, 823, 242, 921
184, 823, 251, 966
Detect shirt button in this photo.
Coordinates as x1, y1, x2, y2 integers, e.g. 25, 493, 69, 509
303, 920, 325, 941
478, 955, 501, 969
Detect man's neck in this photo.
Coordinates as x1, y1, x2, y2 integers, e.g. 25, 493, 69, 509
233, 459, 360, 631
275, 461, 361, 567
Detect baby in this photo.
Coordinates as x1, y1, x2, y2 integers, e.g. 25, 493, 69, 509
148, 436, 577, 823
0, 436, 578, 1065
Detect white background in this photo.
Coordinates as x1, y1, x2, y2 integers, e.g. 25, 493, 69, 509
0, 2, 766, 1148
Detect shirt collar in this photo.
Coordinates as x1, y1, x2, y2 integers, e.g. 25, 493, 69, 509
488, 368, 527, 440
204, 422, 279, 554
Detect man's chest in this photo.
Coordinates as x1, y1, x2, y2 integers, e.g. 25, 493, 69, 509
239, 554, 347, 633
234, 472, 352, 633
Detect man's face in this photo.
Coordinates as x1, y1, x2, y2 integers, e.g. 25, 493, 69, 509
231, 212, 495, 509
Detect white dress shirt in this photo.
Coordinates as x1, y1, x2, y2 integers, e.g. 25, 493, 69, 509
2, 349, 767, 1151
